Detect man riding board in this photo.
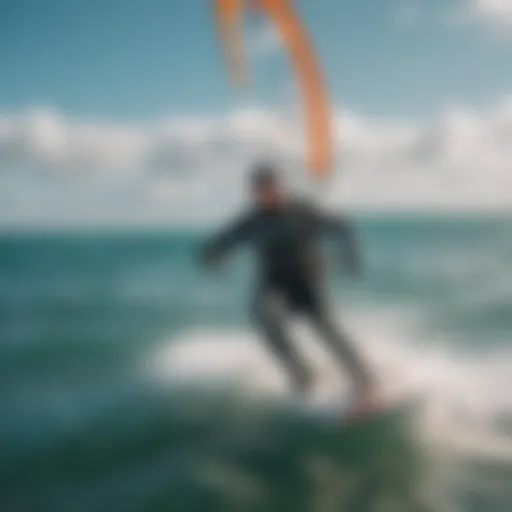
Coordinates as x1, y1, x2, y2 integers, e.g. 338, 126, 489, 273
201, 163, 378, 415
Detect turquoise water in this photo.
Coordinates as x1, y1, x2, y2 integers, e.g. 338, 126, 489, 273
1, 216, 512, 511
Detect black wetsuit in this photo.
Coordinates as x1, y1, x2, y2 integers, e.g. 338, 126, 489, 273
202, 199, 373, 393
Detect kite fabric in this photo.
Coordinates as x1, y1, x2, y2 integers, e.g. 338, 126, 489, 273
214, 0, 334, 178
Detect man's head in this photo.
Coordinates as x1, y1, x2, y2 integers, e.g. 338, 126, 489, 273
250, 163, 285, 209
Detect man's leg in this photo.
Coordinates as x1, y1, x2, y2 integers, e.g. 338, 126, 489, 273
252, 287, 313, 395
305, 301, 374, 395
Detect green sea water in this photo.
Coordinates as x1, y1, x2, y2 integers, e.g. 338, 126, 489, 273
1, 215, 512, 511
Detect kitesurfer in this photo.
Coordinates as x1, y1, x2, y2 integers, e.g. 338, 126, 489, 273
201, 163, 378, 414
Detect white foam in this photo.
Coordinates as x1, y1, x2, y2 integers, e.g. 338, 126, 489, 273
151, 309, 414, 404
150, 305, 512, 478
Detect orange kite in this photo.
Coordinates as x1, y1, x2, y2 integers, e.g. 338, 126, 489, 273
214, 0, 334, 178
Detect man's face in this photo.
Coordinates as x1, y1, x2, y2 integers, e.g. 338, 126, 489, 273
253, 179, 284, 209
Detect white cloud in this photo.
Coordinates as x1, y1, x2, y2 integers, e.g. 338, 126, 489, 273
0, 108, 295, 178
1, 97, 512, 227
453, 0, 512, 31
472, 0, 512, 26
326, 98, 512, 212
0, 109, 147, 175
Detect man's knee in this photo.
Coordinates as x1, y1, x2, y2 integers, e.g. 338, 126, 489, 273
251, 291, 286, 327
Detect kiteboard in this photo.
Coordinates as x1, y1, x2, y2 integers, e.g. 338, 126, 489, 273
289, 392, 421, 427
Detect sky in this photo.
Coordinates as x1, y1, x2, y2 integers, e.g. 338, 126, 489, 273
1, 0, 512, 227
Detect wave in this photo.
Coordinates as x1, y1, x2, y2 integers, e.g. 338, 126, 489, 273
150, 306, 512, 511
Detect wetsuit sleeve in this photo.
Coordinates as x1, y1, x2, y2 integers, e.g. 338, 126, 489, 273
308, 204, 363, 274
201, 211, 256, 265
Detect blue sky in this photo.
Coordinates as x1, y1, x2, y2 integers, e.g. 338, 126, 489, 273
1, 0, 512, 226
2, 0, 511, 118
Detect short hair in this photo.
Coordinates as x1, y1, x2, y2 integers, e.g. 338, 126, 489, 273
250, 162, 280, 188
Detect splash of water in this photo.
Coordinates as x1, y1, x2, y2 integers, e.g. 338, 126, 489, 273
149, 306, 512, 511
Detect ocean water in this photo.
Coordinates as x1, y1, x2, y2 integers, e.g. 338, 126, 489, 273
1, 215, 512, 512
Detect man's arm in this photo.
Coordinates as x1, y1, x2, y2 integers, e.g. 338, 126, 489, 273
201, 211, 255, 267
309, 204, 363, 276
